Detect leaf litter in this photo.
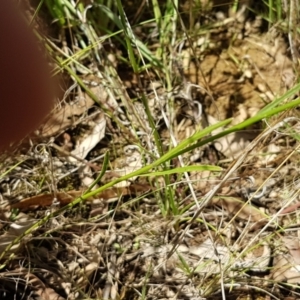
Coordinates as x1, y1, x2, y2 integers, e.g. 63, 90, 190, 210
0, 1, 300, 299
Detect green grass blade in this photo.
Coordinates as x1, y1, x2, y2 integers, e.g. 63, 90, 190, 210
140, 165, 222, 177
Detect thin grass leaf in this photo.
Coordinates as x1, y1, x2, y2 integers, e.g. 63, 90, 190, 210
177, 251, 192, 275
259, 82, 300, 113
94, 4, 123, 30
0, 160, 24, 180
135, 39, 164, 69
45, 0, 66, 26
140, 165, 222, 177
175, 97, 300, 157
85, 151, 110, 193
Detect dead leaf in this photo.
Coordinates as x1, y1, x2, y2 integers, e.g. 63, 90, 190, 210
24, 271, 65, 300
108, 146, 143, 188
9, 184, 151, 210
206, 114, 256, 159
233, 243, 271, 272
271, 236, 300, 284
211, 196, 266, 223
39, 94, 93, 137
39, 83, 108, 137
0, 212, 37, 254
70, 113, 106, 161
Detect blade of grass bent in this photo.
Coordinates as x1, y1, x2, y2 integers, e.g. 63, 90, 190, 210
259, 82, 300, 113
140, 165, 222, 177
175, 97, 300, 157
85, 151, 109, 193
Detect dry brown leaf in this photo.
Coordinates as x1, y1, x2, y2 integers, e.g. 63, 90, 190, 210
110, 146, 142, 188
39, 288, 65, 300
10, 184, 151, 210
271, 237, 300, 284
0, 213, 36, 254
272, 254, 300, 284
279, 201, 300, 215
206, 114, 256, 159
234, 243, 271, 272
70, 114, 106, 161
211, 196, 266, 223
77, 251, 101, 289
24, 271, 65, 300
39, 95, 94, 137
39, 83, 108, 137
282, 237, 300, 264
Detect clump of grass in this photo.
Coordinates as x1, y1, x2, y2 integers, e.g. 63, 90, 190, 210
1, 0, 300, 298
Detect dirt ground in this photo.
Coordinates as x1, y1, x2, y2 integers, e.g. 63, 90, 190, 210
0, 1, 300, 299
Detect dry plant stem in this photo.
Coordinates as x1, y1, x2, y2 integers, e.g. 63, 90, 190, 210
280, 201, 300, 215
156, 88, 199, 208
223, 144, 300, 226
51, 143, 102, 171
51, 143, 120, 179
167, 118, 299, 263
288, 0, 300, 65
196, 116, 299, 217
250, 147, 299, 209
233, 145, 300, 247
169, 146, 252, 257
224, 284, 280, 300
239, 188, 300, 266
174, 0, 220, 117
226, 145, 300, 232
223, 132, 300, 265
